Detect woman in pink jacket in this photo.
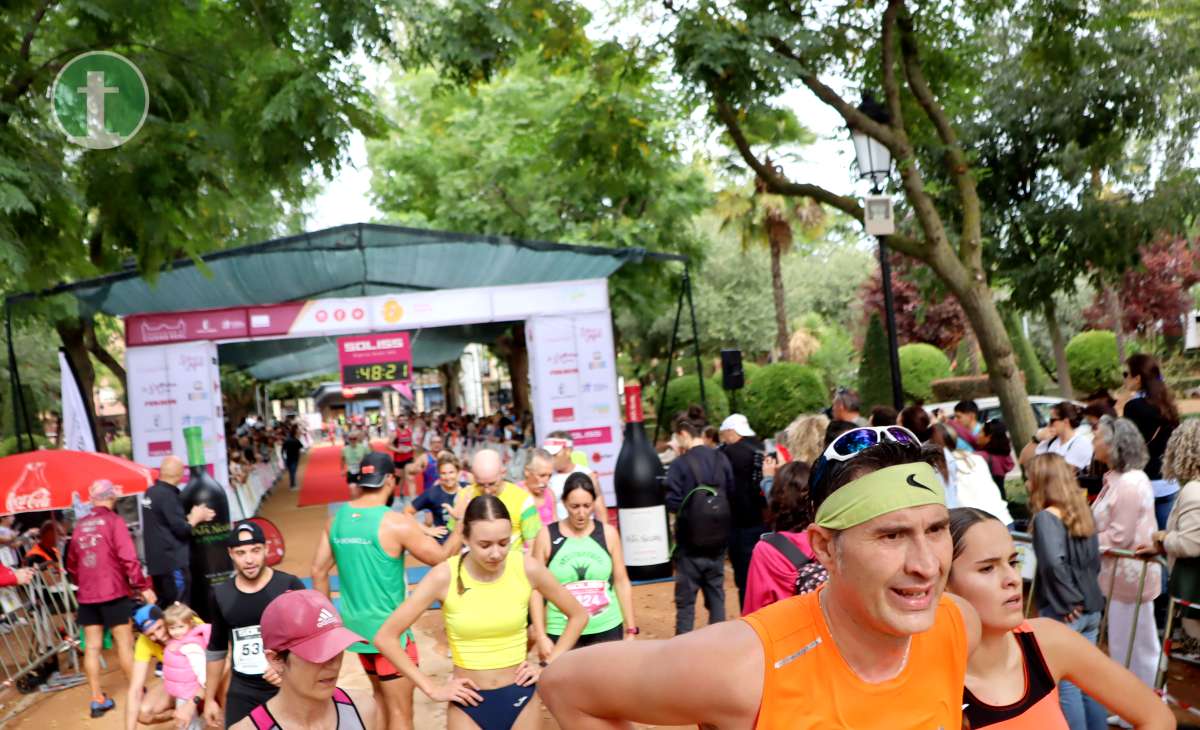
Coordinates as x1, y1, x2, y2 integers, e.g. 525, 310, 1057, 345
1091, 416, 1162, 687
742, 462, 826, 614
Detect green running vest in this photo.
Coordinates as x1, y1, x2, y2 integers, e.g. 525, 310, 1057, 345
330, 505, 412, 653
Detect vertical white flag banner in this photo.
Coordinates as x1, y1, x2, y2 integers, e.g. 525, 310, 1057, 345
59, 350, 97, 452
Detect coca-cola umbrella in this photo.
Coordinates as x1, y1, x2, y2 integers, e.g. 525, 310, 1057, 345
0, 450, 155, 515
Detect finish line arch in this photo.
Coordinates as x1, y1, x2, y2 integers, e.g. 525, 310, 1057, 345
124, 277, 622, 521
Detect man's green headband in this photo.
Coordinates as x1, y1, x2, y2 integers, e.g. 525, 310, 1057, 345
814, 462, 945, 530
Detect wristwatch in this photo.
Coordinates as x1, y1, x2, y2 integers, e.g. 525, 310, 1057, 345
193, 696, 203, 706
626, 627, 640, 636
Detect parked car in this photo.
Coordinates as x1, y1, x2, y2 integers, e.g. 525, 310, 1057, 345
923, 396, 1080, 429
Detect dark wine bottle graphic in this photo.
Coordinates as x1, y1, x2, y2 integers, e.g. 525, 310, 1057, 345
614, 384, 672, 581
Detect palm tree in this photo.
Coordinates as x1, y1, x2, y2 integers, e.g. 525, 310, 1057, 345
716, 172, 825, 360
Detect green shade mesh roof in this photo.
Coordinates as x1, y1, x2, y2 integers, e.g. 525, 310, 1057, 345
15, 223, 681, 382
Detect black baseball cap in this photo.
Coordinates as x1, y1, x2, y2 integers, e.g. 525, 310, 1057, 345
357, 451, 394, 488
229, 520, 265, 546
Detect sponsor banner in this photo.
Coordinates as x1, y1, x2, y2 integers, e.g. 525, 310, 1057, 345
126, 308, 248, 346
337, 332, 413, 389
527, 307, 621, 504
127, 341, 229, 489
59, 350, 97, 452
124, 279, 611, 347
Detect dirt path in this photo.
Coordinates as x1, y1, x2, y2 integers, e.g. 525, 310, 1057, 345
4, 454, 732, 729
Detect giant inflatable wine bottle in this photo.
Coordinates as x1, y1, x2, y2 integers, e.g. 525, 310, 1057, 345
180, 426, 233, 622
614, 384, 672, 581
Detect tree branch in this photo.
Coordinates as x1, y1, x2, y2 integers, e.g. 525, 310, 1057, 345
83, 319, 127, 389
897, 10, 982, 266
19, 0, 57, 62
764, 36, 900, 149
880, 0, 906, 136
712, 94, 925, 258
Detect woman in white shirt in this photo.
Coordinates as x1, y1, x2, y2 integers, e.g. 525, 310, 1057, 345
1020, 401, 1094, 472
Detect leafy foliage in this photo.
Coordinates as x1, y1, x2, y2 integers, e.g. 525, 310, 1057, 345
898, 344, 951, 404
862, 251, 969, 352
1065, 330, 1124, 394
741, 362, 826, 438
1083, 237, 1200, 337
858, 314, 893, 411
660, 374, 728, 427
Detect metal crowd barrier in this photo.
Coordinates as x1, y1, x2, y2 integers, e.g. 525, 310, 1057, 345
1013, 530, 1200, 718
0, 562, 83, 694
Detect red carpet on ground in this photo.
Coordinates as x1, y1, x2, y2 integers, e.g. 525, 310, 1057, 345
296, 441, 392, 507
297, 444, 352, 506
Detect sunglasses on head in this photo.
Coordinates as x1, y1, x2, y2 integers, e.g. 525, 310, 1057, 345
810, 426, 921, 487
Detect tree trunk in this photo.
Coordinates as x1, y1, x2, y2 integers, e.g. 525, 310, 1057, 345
56, 317, 108, 453
440, 362, 462, 411
1107, 285, 1127, 364
1043, 299, 1074, 398
507, 323, 530, 419
84, 320, 127, 391
769, 233, 790, 360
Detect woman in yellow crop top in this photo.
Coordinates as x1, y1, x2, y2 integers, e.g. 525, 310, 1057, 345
374, 494, 587, 729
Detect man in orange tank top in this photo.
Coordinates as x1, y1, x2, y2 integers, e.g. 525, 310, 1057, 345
540, 434, 982, 729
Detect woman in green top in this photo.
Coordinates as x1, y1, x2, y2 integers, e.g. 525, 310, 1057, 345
532, 473, 638, 655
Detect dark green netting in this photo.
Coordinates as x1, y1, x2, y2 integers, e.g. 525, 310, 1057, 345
41, 223, 669, 316
218, 324, 510, 381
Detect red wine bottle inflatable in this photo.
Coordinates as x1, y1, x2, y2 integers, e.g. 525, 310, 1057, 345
614, 384, 672, 581
180, 426, 234, 621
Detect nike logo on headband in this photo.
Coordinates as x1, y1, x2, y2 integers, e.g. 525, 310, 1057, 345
906, 473, 934, 492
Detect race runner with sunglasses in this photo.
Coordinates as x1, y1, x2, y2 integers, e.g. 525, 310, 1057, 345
540, 433, 989, 730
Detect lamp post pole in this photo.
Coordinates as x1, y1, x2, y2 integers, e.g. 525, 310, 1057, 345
875, 223, 905, 411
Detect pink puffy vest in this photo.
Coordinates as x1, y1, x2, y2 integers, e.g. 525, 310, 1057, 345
163, 623, 211, 700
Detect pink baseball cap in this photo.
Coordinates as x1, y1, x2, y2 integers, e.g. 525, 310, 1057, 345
260, 590, 366, 663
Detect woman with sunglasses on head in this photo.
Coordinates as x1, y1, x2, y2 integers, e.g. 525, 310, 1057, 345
1121, 354, 1181, 529
373, 495, 587, 730
1020, 402, 1094, 473
1026, 453, 1108, 729
947, 507, 1173, 730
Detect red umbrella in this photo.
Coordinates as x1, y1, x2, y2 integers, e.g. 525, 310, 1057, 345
0, 450, 155, 515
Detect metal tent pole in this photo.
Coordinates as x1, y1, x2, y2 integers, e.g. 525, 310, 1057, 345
683, 267, 706, 414
652, 272, 687, 446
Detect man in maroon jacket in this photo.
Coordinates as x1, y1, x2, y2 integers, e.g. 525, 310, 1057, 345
66, 479, 157, 718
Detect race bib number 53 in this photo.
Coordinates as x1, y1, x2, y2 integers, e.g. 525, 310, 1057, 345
232, 625, 267, 675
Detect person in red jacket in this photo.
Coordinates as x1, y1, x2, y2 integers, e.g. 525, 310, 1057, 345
0, 563, 34, 587
66, 480, 157, 719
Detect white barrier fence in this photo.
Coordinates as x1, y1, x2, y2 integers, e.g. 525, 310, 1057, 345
0, 565, 84, 699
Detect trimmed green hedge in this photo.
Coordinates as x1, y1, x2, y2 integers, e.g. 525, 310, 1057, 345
899, 343, 952, 403
931, 375, 992, 402
661, 374, 729, 426
0, 434, 53, 457
858, 314, 892, 410
742, 362, 827, 437
1066, 330, 1122, 394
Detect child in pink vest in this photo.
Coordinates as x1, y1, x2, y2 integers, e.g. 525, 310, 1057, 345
163, 602, 211, 730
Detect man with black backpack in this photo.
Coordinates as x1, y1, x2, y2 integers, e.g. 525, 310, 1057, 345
665, 408, 734, 635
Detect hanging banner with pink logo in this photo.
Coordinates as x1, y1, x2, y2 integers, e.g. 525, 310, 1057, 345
337, 332, 413, 390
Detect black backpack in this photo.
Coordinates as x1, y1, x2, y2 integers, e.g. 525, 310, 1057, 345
675, 452, 732, 552
760, 532, 828, 596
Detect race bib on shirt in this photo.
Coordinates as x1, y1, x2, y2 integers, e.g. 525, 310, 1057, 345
232, 625, 267, 675
564, 580, 610, 616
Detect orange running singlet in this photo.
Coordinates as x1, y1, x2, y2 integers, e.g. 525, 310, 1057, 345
743, 588, 968, 730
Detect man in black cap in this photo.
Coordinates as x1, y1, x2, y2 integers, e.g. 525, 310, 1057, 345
192, 520, 305, 728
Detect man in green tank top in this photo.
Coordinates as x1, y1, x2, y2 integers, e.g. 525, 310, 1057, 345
312, 451, 461, 730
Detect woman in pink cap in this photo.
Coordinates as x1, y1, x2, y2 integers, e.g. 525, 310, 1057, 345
232, 589, 376, 730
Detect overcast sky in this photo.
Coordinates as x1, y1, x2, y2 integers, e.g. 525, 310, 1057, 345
306, 3, 865, 232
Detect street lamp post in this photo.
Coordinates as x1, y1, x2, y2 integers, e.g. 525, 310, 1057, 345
851, 94, 904, 411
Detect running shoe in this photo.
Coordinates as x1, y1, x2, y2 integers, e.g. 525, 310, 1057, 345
1173, 636, 1200, 665
90, 694, 115, 718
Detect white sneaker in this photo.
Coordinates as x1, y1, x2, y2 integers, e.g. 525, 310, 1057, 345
1107, 714, 1133, 729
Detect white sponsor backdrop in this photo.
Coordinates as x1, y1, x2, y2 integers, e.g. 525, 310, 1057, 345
527, 309, 623, 505
127, 341, 230, 493
59, 351, 97, 453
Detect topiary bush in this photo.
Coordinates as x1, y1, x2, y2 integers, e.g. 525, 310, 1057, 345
742, 362, 827, 437
0, 434, 53, 457
899, 343, 952, 403
660, 374, 729, 426
1066, 330, 1122, 395
108, 435, 133, 458
858, 314, 892, 410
